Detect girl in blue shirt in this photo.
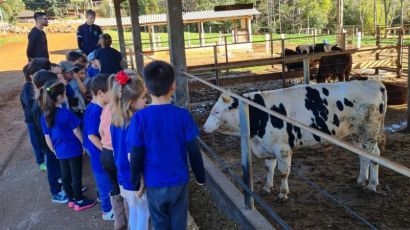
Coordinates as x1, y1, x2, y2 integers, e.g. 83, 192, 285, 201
40, 79, 96, 212
110, 70, 150, 230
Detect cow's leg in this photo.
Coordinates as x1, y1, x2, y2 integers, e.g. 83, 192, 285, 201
275, 147, 292, 200
357, 156, 370, 187
366, 143, 380, 191
262, 159, 277, 194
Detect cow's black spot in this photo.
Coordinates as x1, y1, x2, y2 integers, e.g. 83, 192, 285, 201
332, 130, 336, 135
379, 103, 384, 114
344, 98, 354, 107
248, 94, 268, 138
305, 87, 331, 135
313, 134, 321, 142
270, 103, 287, 129
323, 99, 328, 106
299, 141, 303, 145
286, 123, 295, 148
333, 114, 340, 127
336, 101, 344, 111
293, 126, 302, 139
228, 97, 239, 110
322, 88, 329, 96
380, 87, 385, 93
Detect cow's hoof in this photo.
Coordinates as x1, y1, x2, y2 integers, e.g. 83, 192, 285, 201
275, 197, 288, 203
354, 182, 367, 190
260, 189, 271, 196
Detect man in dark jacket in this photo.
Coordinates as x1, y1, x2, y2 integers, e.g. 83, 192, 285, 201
77, 10, 102, 55
26, 12, 49, 61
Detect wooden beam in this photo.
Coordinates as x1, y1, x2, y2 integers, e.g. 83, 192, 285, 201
166, 0, 189, 108
113, 0, 127, 60
129, 0, 143, 75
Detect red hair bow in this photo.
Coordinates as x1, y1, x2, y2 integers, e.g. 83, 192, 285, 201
115, 70, 130, 85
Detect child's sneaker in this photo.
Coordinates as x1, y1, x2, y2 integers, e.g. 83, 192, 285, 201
102, 209, 115, 221
74, 197, 96, 211
51, 190, 68, 204
39, 163, 47, 171
68, 199, 75, 208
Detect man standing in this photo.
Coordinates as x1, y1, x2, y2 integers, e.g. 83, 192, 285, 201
26, 12, 49, 61
77, 10, 102, 55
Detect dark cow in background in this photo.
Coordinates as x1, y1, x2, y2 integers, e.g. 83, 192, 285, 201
203, 80, 387, 200
315, 53, 353, 83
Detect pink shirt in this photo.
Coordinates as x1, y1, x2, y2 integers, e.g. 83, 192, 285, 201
99, 105, 113, 150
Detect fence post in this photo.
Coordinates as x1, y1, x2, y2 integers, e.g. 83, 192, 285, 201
376, 26, 380, 75
224, 35, 229, 64
213, 45, 220, 86
357, 31, 362, 49
342, 31, 347, 51
303, 56, 310, 84
239, 101, 254, 210
270, 32, 274, 59
397, 27, 403, 77
313, 29, 317, 44
129, 48, 135, 71
281, 34, 286, 88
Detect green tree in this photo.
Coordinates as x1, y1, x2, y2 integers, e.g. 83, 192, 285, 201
0, 0, 25, 23
23, 0, 57, 13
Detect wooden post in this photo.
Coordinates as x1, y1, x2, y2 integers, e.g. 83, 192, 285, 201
224, 36, 228, 64
376, 26, 380, 74
129, 0, 143, 76
199, 21, 205, 47
270, 32, 274, 59
239, 101, 254, 210
313, 29, 317, 44
407, 45, 410, 131
397, 27, 403, 77
336, 0, 344, 47
303, 56, 310, 84
129, 47, 135, 70
213, 45, 220, 86
148, 25, 156, 51
114, 0, 127, 60
281, 34, 286, 88
166, 0, 189, 108
343, 31, 347, 51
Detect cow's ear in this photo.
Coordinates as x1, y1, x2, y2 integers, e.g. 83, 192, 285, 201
222, 95, 231, 103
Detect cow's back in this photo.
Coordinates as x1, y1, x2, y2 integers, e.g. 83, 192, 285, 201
244, 80, 386, 150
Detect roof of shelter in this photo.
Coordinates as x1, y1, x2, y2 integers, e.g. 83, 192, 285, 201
65, 8, 260, 27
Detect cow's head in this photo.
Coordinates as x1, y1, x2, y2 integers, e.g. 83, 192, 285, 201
203, 94, 240, 135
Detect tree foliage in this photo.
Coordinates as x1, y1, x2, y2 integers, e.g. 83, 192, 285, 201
0, 0, 25, 23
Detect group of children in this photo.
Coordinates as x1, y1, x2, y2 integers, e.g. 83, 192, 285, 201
20, 49, 206, 229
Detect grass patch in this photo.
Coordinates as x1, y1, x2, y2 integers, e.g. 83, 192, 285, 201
0, 35, 23, 48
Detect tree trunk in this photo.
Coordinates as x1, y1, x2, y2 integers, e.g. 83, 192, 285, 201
383, 0, 388, 38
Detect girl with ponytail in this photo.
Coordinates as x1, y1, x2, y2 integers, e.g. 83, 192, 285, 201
40, 79, 96, 211
110, 70, 150, 230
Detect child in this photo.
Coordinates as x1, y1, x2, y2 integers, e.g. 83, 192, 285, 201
32, 70, 67, 203
86, 51, 100, 78
128, 61, 205, 229
60, 61, 87, 119
20, 63, 46, 170
99, 74, 128, 229
83, 74, 114, 220
94, 33, 123, 74
110, 70, 150, 230
40, 79, 96, 211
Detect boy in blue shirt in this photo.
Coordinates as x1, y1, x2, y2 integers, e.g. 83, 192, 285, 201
83, 74, 114, 220
128, 61, 205, 229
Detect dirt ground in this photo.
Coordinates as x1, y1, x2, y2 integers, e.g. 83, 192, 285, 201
192, 76, 410, 229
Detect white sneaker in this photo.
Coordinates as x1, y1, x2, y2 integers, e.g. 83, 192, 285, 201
102, 209, 115, 221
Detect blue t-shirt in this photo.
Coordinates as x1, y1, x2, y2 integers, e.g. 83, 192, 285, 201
83, 103, 104, 173
41, 107, 82, 159
111, 124, 134, 190
127, 104, 199, 188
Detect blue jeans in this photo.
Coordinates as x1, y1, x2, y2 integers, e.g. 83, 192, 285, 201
46, 153, 62, 195
27, 123, 45, 165
93, 171, 113, 212
146, 184, 188, 230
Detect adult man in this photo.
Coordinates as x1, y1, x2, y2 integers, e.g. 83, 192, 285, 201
77, 10, 102, 55
26, 12, 49, 61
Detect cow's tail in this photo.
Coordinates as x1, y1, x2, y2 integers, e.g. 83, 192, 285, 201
378, 84, 388, 151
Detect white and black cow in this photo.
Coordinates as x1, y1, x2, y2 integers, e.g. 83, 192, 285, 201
203, 80, 387, 200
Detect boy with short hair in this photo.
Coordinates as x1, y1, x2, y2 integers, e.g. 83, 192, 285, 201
128, 61, 205, 229
83, 74, 114, 220
77, 10, 102, 55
